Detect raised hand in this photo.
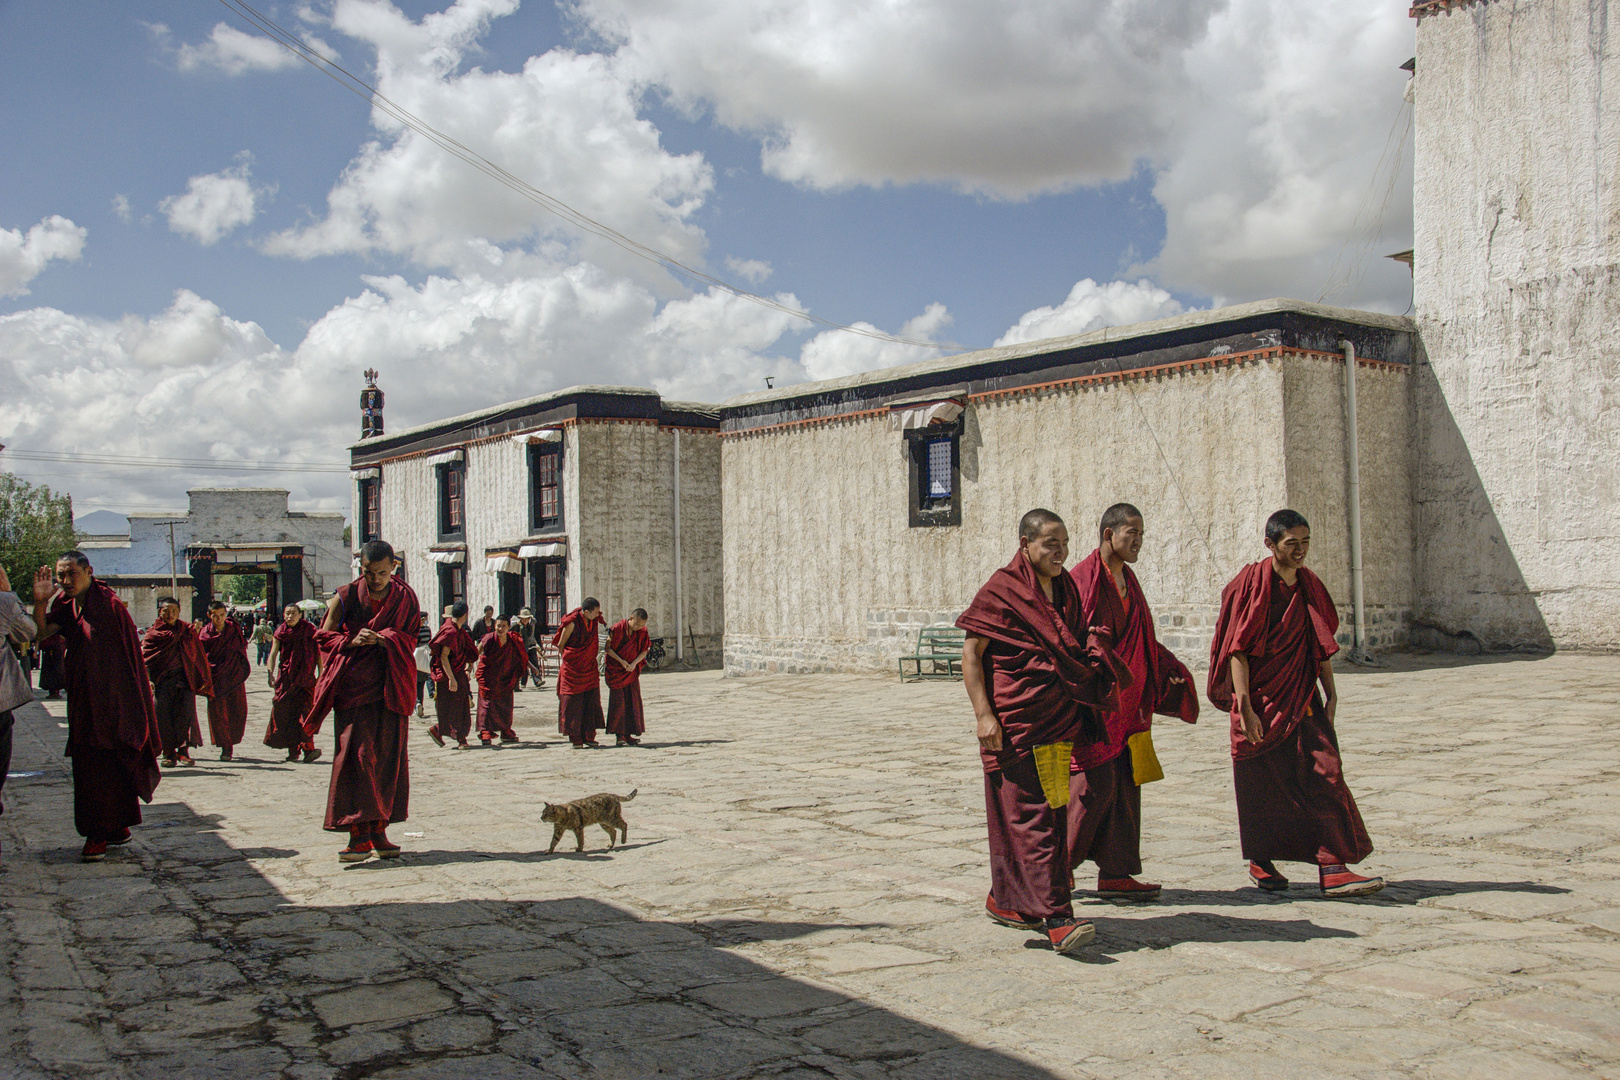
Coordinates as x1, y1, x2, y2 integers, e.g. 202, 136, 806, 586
32, 565, 58, 604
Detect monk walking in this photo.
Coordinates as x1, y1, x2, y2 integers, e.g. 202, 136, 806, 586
475, 614, 525, 745
1208, 509, 1383, 898
200, 601, 250, 761
141, 596, 212, 768
554, 598, 605, 748
605, 608, 650, 746
1066, 504, 1198, 901
31, 553, 163, 862
958, 509, 1129, 954
303, 540, 422, 863
427, 601, 477, 749
267, 603, 321, 763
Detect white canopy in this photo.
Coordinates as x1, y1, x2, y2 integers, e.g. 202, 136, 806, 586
510, 428, 563, 445
352, 467, 380, 480
425, 448, 465, 467
425, 548, 465, 565
888, 400, 964, 431
485, 554, 523, 575
517, 541, 566, 559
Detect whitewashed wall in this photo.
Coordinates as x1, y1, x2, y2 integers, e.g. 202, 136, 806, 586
1413, 0, 1620, 650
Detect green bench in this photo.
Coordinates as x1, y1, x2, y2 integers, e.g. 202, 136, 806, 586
898, 626, 966, 681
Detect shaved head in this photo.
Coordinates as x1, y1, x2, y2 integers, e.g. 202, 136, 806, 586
1018, 508, 1064, 542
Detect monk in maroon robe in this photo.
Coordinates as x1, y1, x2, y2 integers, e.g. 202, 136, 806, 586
303, 541, 422, 862
32, 554, 163, 862
554, 599, 605, 748
476, 615, 525, 744
141, 597, 212, 767
605, 609, 650, 746
267, 604, 321, 761
1209, 509, 1383, 898
427, 602, 478, 749
200, 602, 250, 760
958, 509, 1129, 954
1067, 504, 1198, 901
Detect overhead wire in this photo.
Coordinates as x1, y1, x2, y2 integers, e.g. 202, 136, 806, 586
1317, 95, 1414, 306
1, 450, 347, 474
215, 0, 963, 352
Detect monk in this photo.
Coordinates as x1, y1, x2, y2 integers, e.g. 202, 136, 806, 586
267, 603, 321, 763
303, 540, 422, 863
31, 553, 163, 862
958, 509, 1129, 954
427, 601, 478, 749
554, 598, 605, 748
1209, 509, 1383, 898
475, 614, 525, 744
605, 607, 651, 747
200, 601, 250, 761
141, 596, 212, 767
1066, 504, 1198, 901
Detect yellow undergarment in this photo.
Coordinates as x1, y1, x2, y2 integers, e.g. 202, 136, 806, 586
1128, 730, 1164, 786
1032, 742, 1073, 808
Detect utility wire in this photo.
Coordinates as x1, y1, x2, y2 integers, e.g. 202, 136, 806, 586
1, 449, 347, 474
217, 0, 963, 353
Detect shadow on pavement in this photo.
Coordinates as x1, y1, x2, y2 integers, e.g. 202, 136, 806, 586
1376, 879, 1571, 902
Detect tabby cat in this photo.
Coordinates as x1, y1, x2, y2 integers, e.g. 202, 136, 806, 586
541, 789, 636, 853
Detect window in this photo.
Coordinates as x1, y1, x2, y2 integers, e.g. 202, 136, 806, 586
906, 424, 961, 528
359, 478, 381, 543
437, 564, 465, 614
528, 443, 563, 532
499, 570, 525, 620
437, 463, 466, 541
530, 558, 565, 632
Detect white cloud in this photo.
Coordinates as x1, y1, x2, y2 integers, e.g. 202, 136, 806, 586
0, 215, 87, 298
994, 279, 1185, 348
161, 158, 269, 245
175, 22, 306, 75
111, 195, 133, 224
799, 303, 952, 382
724, 257, 773, 286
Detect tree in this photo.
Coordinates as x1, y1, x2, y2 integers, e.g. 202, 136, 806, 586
0, 473, 75, 591
223, 574, 267, 606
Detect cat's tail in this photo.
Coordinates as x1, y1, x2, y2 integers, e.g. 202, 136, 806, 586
621, 788, 638, 802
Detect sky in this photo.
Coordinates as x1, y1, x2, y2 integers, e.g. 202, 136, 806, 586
0, 0, 1416, 519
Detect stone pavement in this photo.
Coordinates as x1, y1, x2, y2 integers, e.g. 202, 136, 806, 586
1, 653, 1618, 1080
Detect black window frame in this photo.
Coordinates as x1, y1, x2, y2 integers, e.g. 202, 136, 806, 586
358, 477, 381, 544
529, 557, 566, 634
498, 569, 525, 620
436, 461, 467, 543
527, 441, 564, 533
906, 420, 962, 528
437, 563, 466, 614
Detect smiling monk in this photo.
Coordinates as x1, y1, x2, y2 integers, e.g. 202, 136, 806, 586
1209, 509, 1383, 898
200, 601, 250, 761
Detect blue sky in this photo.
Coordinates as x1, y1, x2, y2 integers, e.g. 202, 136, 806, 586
0, 0, 1415, 515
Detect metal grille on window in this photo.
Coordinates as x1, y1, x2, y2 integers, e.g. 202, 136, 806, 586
447, 468, 464, 531
544, 563, 563, 627
538, 452, 558, 522
927, 438, 952, 499
364, 482, 379, 539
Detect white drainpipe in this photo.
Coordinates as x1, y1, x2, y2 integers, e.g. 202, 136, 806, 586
673, 429, 683, 662
1340, 339, 1368, 661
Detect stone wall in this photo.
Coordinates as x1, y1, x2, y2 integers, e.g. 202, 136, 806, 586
1413, 0, 1620, 650
186, 489, 346, 598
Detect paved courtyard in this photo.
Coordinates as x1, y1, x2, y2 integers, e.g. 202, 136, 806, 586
1, 652, 1618, 1079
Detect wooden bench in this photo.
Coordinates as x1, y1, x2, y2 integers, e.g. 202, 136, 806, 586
898, 626, 966, 681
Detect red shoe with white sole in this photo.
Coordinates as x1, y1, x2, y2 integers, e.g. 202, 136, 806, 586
1098, 876, 1162, 901
1044, 917, 1096, 954
984, 894, 1041, 930
1249, 860, 1290, 891
1319, 865, 1385, 897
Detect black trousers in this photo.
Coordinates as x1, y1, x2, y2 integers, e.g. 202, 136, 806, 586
0, 709, 12, 816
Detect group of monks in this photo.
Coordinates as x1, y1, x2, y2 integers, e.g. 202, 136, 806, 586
27, 539, 657, 863
961, 504, 1383, 955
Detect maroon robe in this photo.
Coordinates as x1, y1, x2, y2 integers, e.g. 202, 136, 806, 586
430, 619, 478, 742
267, 619, 318, 750
305, 579, 422, 831
1209, 561, 1372, 866
553, 608, 604, 745
141, 618, 212, 755
1065, 551, 1198, 876
476, 630, 524, 739
200, 619, 250, 748
605, 619, 649, 738
956, 551, 1128, 921
47, 580, 162, 840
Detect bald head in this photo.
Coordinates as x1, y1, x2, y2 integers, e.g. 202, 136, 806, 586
1018, 508, 1064, 542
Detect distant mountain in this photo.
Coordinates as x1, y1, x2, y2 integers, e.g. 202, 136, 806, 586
75, 509, 129, 536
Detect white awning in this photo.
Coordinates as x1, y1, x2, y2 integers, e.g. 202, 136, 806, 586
517, 541, 566, 559
352, 467, 380, 480
485, 554, 523, 575
425, 548, 465, 565
510, 428, 562, 445
888, 400, 964, 431
426, 448, 465, 467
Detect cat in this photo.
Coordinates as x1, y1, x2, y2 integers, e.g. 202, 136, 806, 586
541, 789, 636, 853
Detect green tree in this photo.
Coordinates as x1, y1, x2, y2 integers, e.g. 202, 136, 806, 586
0, 473, 76, 591
223, 574, 267, 606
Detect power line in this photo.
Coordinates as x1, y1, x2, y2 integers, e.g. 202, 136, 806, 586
1, 449, 348, 474
217, 0, 963, 354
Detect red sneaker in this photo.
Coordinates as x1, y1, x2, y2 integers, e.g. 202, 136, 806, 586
339, 834, 375, 863
371, 829, 402, 859
1098, 876, 1162, 901
176, 753, 195, 766
1043, 917, 1095, 954
81, 839, 108, 862
427, 725, 445, 747
220, 746, 233, 761
1249, 861, 1290, 891
108, 829, 132, 846
984, 894, 1041, 930
1320, 865, 1385, 897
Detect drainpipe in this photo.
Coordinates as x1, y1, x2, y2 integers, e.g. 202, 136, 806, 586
1340, 339, 1369, 663
673, 429, 683, 663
